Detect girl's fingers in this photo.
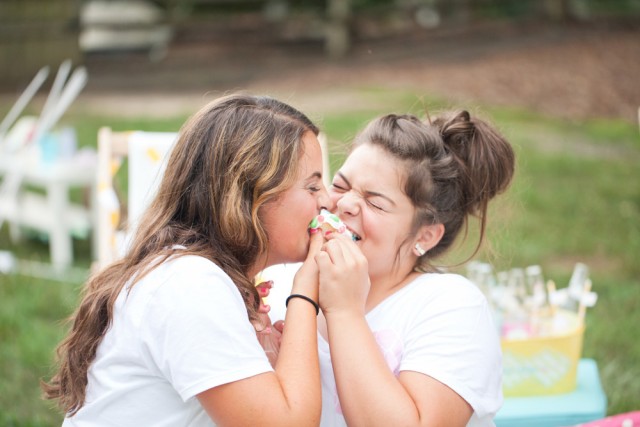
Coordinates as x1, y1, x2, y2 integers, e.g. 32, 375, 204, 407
252, 313, 272, 334
256, 281, 273, 318
258, 303, 271, 314
314, 250, 332, 269
256, 280, 273, 297
321, 238, 347, 265
324, 231, 358, 253
306, 230, 325, 260
273, 320, 285, 333
321, 232, 364, 268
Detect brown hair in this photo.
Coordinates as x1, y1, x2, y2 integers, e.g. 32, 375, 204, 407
353, 110, 515, 271
42, 94, 319, 415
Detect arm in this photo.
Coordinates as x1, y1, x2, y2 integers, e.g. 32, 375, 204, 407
317, 236, 472, 427
325, 311, 472, 427
197, 232, 323, 427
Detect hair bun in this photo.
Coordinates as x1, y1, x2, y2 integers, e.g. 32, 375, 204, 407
433, 109, 514, 215
436, 110, 475, 158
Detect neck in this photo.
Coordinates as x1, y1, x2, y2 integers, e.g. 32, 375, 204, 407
366, 269, 420, 312
248, 253, 268, 280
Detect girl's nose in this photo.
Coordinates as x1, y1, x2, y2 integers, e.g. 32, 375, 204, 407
335, 190, 360, 217
318, 185, 333, 212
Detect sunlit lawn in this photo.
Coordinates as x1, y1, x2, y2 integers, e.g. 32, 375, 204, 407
1, 89, 639, 425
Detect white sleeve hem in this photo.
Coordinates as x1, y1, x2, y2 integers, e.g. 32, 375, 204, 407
398, 367, 502, 419
179, 362, 274, 402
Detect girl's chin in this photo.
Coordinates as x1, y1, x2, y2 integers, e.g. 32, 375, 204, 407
273, 251, 307, 266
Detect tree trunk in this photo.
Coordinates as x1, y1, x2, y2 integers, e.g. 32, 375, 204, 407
325, 0, 351, 59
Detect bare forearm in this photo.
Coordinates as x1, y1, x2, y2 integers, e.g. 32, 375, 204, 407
268, 233, 323, 424
325, 311, 421, 427
275, 297, 321, 417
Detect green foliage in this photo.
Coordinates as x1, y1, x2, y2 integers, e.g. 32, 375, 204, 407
591, 0, 640, 14
1, 90, 639, 424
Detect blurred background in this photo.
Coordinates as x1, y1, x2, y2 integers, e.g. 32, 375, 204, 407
1, 0, 639, 425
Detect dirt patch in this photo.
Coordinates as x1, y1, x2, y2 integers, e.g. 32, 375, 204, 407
233, 23, 640, 123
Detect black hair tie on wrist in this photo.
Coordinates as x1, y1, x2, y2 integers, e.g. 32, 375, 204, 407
285, 294, 320, 316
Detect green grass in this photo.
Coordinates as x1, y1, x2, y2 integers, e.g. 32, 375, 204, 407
1, 90, 639, 423
0, 274, 80, 426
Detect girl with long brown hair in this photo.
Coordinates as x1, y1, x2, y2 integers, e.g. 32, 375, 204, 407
42, 94, 328, 426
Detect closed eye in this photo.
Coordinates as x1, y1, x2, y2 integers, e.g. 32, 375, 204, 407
367, 200, 384, 211
366, 199, 385, 211
332, 172, 350, 193
331, 183, 346, 191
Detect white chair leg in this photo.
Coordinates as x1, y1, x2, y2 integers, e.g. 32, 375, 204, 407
9, 221, 22, 243
48, 181, 73, 270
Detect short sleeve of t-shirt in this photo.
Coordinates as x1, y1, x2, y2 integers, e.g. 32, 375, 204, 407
399, 275, 503, 419
137, 256, 273, 401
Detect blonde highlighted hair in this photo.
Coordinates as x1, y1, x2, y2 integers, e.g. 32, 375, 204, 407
42, 94, 319, 415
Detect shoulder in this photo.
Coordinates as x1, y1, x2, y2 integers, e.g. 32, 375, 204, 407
406, 273, 488, 308
373, 272, 494, 339
150, 254, 234, 290
135, 254, 254, 343
136, 254, 243, 312
161, 254, 230, 279
413, 272, 479, 289
389, 273, 496, 342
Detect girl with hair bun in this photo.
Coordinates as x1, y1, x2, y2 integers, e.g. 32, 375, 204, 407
313, 109, 515, 426
42, 94, 329, 426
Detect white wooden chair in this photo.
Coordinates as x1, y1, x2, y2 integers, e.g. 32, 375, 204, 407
0, 61, 94, 271
95, 127, 178, 269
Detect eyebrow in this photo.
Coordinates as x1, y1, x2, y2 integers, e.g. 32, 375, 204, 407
306, 171, 322, 181
336, 172, 397, 206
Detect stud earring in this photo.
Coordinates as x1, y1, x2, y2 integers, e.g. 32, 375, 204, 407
415, 244, 426, 256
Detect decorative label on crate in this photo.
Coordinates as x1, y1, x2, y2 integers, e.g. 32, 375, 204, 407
501, 309, 585, 396
503, 349, 572, 388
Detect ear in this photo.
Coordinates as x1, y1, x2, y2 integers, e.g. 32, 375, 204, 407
414, 223, 445, 256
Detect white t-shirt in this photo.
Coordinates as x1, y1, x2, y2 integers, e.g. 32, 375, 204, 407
319, 273, 503, 427
64, 255, 273, 427
267, 269, 503, 427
